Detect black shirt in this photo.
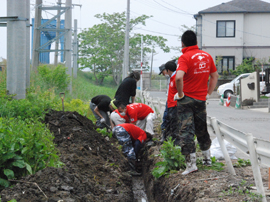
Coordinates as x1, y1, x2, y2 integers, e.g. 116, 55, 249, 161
114, 77, 137, 105
91, 95, 111, 112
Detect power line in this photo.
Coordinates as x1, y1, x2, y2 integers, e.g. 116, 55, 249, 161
152, 0, 192, 15
130, 10, 179, 29
136, 28, 179, 37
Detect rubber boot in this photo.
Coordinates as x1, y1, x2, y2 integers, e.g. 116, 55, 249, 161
182, 153, 198, 175
202, 149, 212, 166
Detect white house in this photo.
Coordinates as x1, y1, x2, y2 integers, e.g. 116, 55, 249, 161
194, 0, 270, 74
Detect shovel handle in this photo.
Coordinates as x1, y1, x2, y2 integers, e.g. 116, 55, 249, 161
59, 93, 65, 112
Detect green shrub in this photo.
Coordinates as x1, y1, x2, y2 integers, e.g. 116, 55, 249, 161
0, 90, 58, 120
0, 118, 61, 188
36, 64, 70, 92
152, 137, 185, 179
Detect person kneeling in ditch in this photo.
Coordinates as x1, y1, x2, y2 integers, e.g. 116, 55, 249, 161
112, 123, 152, 173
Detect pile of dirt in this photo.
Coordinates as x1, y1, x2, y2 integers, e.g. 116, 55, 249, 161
1, 110, 134, 202
142, 144, 270, 202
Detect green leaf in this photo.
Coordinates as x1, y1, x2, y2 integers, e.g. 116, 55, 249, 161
25, 162, 32, 174
12, 160, 25, 168
8, 199, 17, 202
4, 169, 14, 179
2, 153, 16, 162
21, 147, 28, 154
0, 177, 10, 188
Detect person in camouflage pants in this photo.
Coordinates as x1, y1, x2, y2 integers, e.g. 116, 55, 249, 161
176, 96, 211, 155
175, 30, 219, 175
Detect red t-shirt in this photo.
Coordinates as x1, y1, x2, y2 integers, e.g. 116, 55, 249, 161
177, 45, 217, 101
118, 123, 147, 143
114, 109, 130, 123
126, 103, 154, 123
167, 72, 177, 108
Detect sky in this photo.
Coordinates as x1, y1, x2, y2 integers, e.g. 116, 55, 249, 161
1, 0, 270, 73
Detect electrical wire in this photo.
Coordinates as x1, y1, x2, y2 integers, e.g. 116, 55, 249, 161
130, 10, 179, 29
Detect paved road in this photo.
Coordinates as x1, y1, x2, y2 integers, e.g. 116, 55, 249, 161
148, 91, 270, 141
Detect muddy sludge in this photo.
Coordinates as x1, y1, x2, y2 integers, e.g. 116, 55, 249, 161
0, 110, 134, 202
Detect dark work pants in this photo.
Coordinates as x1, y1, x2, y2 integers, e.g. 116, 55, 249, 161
177, 96, 211, 155
161, 102, 169, 131
164, 106, 179, 144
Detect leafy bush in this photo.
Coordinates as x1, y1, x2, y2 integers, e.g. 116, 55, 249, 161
0, 90, 58, 120
152, 137, 185, 179
152, 137, 225, 179
0, 118, 61, 188
36, 64, 70, 92
231, 57, 260, 76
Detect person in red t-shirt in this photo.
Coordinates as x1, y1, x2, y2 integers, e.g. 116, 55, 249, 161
162, 59, 178, 143
115, 103, 156, 136
175, 30, 219, 175
112, 123, 152, 172
110, 108, 130, 128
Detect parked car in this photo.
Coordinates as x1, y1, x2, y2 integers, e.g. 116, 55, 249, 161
217, 73, 266, 98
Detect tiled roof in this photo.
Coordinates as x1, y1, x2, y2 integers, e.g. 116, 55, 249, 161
198, 0, 270, 14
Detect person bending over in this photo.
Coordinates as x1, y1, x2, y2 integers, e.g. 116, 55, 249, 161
114, 71, 140, 105
90, 95, 120, 128
112, 123, 152, 172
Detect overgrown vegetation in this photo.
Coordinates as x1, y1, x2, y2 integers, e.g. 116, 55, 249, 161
152, 137, 224, 179
0, 118, 62, 188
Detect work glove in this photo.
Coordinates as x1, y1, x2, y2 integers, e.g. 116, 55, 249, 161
174, 92, 185, 101
100, 118, 105, 123
206, 94, 210, 105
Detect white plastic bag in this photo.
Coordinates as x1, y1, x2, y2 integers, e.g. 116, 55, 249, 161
210, 137, 237, 160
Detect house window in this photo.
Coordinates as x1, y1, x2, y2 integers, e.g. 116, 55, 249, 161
216, 56, 235, 74
216, 21, 235, 37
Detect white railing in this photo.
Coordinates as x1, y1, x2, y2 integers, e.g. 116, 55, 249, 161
137, 90, 270, 202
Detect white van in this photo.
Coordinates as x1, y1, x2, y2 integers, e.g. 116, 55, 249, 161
217, 73, 266, 98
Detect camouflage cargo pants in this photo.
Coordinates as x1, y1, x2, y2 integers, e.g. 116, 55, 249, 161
177, 96, 211, 155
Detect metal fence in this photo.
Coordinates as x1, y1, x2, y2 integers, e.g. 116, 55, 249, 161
137, 89, 270, 202
149, 79, 168, 91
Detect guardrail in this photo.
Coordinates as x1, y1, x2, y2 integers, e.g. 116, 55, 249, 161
137, 90, 269, 202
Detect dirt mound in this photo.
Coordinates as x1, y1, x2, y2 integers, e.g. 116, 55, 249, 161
1, 110, 133, 202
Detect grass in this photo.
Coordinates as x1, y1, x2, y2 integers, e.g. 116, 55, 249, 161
70, 71, 118, 102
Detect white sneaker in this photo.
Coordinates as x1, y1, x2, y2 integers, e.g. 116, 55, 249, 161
182, 153, 198, 175
202, 149, 212, 166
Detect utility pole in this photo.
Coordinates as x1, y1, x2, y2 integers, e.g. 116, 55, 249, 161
65, 0, 72, 93
6, 0, 30, 99
123, 0, 130, 81
73, 19, 78, 78
140, 35, 143, 91
26, 0, 30, 87
54, 0, 61, 66
150, 48, 154, 88
32, 0, 42, 71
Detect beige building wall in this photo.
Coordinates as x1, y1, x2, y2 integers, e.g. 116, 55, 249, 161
196, 12, 270, 70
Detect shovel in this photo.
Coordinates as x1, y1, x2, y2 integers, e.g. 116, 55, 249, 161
59, 92, 65, 112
